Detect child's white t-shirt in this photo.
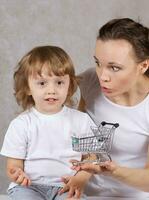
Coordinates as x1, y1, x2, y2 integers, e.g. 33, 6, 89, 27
1, 106, 95, 189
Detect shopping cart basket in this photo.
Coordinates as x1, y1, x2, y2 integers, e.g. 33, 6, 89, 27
72, 121, 119, 165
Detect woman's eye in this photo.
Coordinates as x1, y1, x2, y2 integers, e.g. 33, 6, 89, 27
94, 56, 101, 67
95, 61, 100, 67
111, 66, 120, 72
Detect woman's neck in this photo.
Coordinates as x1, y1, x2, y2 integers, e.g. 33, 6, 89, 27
107, 76, 149, 106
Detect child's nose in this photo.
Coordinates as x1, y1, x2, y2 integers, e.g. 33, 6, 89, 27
47, 85, 56, 94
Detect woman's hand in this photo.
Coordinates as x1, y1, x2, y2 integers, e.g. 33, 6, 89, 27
71, 159, 118, 175
9, 167, 31, 186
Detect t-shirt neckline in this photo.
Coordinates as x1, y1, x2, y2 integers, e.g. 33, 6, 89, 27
102, 92, 149, 109
31, 106, 67, 118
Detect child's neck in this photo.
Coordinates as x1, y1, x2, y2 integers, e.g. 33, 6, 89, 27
34, 105, 64, 115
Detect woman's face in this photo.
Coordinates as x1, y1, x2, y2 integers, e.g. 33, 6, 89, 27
94, 39, 142, 98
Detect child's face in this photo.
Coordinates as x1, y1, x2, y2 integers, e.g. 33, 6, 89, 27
28, 68, 70, 114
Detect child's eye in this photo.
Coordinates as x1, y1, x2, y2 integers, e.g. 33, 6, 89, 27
40, 81, 45, 85
57, 81, 64, 85
37, 81, 46, 86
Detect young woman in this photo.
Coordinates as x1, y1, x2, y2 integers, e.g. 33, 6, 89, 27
73, 18, 149, 199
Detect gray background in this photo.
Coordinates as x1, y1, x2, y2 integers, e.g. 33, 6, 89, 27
0, 0, 148, 194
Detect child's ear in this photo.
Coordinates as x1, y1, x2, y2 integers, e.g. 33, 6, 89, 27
27, 89, 31, 96
140, 59, 149, 74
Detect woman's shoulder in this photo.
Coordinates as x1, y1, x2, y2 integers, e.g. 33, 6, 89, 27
79, 67, 97, 82
79, 67, 98, 85
78, 67, 99, 99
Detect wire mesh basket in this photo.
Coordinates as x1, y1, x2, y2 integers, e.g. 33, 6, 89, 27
72, 121, 119, 165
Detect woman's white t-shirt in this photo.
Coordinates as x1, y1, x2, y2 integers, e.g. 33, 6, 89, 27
80, 67, 149, 199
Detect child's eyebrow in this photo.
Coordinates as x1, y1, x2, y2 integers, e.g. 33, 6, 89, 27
32, 74, 44, 80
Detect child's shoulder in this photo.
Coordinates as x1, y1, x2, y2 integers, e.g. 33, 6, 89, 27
65, 106, 95, 128
65, 106, 90, 119
10, 109, 33, 125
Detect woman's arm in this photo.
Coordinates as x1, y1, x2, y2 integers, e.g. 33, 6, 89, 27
109, 147, 149, 192
110, 163, 149, 192
7, 157, 31, 186
76, 154, 149, 192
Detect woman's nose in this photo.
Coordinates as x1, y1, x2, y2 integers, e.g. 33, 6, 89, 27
100, 73, 110, 82
97, 68, 110, 82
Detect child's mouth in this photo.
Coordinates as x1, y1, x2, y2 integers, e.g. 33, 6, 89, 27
45, 98, 57, 103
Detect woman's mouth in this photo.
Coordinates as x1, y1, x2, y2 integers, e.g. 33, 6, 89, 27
101, 86, 112, 93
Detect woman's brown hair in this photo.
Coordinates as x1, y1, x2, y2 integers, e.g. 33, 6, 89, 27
97, 18, 149, 77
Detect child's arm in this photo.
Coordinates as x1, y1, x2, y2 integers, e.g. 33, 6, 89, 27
59, 154, 95, 198
59, 170, 92, 198
6, 157, 31, 186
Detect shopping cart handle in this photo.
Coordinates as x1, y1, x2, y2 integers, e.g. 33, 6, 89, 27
101, 121, 119, 128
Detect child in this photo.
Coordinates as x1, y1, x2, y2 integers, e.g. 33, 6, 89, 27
0, 46, 94, 200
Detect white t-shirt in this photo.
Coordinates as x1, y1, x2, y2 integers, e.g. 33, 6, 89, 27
1, 106, 95, 189
80, 67, 149, 199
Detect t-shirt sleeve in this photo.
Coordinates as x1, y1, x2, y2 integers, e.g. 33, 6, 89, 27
0, 117, 28, 159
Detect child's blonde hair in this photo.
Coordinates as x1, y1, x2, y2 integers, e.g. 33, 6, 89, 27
14, 46, 78, 110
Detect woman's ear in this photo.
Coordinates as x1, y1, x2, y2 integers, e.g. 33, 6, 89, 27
140, 59, 149, 74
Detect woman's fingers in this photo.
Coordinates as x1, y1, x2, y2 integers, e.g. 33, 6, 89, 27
79, 163, 101, 174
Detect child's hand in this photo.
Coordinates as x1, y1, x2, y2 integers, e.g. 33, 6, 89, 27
9, 167, 31, 186
59, 175, 86, 199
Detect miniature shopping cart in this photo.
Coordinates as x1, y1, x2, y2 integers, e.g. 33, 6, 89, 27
72, 121, 119, 165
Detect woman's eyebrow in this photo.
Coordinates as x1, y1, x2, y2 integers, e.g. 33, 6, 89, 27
94, 56, 122, 66
93, 56, 99, 61
108, 62, 123, 66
